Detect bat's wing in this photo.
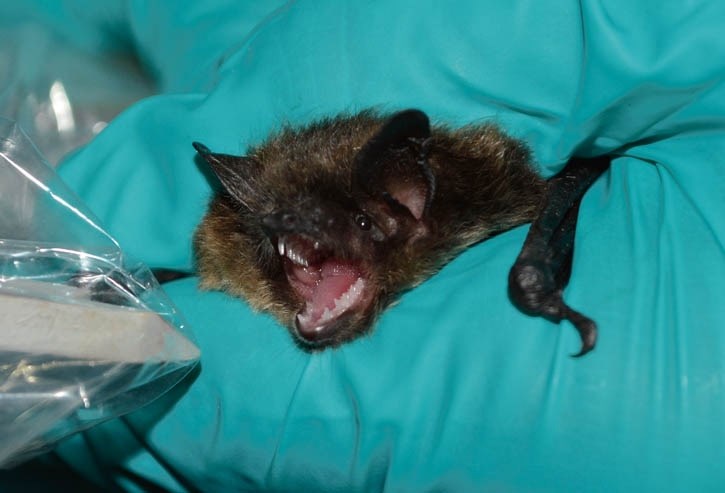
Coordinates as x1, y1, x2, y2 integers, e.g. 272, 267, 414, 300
509, 156, 610, 356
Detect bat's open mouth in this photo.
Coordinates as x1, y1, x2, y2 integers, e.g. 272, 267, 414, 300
273, 234, 371, 344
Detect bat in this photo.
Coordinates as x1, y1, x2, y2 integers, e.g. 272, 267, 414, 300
191, 109, 609, 356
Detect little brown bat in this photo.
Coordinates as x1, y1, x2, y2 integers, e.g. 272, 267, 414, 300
191, 109, 609, 355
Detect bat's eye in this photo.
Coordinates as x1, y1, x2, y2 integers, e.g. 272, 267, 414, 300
355, 213, 372, 231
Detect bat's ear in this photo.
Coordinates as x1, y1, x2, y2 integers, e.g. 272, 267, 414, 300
193, 142, 260, 206
352, 109, 435, 221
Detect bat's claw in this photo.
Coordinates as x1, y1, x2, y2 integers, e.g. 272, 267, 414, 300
564, 307, 597, 357
509, 260, 597, 357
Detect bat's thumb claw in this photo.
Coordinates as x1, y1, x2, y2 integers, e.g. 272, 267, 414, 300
565, 307, 597, 358
570, 341, 595, 358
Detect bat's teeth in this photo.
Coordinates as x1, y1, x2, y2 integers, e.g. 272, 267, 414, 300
285, 247, 309, 267
296, 308, 314, 327
313, 241, 321, 250
318, 307, 335, 325
296, 278, 366, 336
333, 278, 365, 313
278, 236, 286, 256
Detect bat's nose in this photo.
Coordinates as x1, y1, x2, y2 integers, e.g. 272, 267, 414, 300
261, 210, 299, 234
261, 204, 335, 236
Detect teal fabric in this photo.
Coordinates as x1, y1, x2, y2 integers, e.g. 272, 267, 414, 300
11, 0, 725, 491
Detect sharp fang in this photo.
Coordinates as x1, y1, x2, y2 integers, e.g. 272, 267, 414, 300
278, 236, 286, 256
297, 308, 313, 327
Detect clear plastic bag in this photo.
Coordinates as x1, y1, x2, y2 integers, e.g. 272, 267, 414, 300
0, 118, 199, 467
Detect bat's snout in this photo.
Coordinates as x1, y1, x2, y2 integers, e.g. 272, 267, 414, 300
261, 211, 301, 235
260, 205, 339, 238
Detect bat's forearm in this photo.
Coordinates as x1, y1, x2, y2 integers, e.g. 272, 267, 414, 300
509, 156, 610, 356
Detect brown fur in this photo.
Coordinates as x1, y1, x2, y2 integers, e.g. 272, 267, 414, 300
194, 110, 545, 348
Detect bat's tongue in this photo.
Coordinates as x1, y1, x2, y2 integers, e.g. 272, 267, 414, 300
288, 259, 366, 336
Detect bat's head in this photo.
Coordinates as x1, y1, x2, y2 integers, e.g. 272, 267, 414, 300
194, 110, 439, 350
